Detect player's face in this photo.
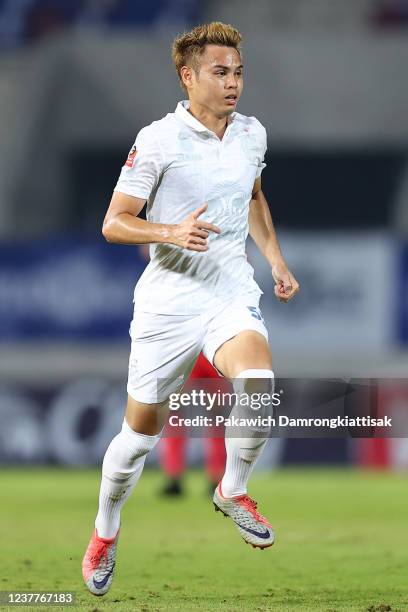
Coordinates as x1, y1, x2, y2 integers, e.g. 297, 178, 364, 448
190, 45, 243, 117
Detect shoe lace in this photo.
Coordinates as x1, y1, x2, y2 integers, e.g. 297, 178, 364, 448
239, 495, 268, 524
89, 539, 109, 567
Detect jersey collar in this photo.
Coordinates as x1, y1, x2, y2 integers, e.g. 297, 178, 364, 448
175, 100, 236, 135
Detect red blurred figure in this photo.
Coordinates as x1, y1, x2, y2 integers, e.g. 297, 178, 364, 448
159, 352, 226, 496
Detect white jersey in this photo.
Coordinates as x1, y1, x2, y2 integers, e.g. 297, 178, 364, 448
114, 100, 267, 315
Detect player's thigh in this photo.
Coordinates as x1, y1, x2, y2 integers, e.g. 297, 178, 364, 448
203, 302, 272, 379
127, 310, 201, 424
214, 330, 272, 379
125, 394, 169, 436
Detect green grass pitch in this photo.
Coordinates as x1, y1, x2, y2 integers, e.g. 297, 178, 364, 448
1, 467, 407, 611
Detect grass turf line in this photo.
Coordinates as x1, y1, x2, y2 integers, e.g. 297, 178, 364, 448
0, 468, 407, 611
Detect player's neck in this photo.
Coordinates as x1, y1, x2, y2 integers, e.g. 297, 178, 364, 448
187, 101, 229, 140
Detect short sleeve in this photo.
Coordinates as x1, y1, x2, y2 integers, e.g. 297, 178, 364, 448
114, 126, 165, 200
256, 126, 267, 179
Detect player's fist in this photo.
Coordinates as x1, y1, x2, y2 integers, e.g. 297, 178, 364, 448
272, 261, 300, 303
171, 203, 221, 252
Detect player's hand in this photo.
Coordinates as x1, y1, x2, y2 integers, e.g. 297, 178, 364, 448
171, 203, 221, 252
272, 261, 300, 303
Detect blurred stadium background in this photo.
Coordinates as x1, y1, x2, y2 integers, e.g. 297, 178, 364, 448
1, 0, 408, 472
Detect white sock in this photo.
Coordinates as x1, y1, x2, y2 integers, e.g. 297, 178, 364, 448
221, 369, 274, 498
95, 418, 161, 539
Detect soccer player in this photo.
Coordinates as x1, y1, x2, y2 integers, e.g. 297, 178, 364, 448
82, 21, 299, 596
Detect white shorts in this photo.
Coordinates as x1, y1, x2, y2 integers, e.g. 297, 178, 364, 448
127, 298, 268, 404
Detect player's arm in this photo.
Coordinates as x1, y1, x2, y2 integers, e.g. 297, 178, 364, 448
249, 177, 299, 302
102, 193, 220, 252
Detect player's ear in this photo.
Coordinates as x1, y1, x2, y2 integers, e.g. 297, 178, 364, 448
180, 65, 194, 90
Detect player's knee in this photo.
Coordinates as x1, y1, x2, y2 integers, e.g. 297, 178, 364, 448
228, 369, 275, 443
234, 369, 275, 396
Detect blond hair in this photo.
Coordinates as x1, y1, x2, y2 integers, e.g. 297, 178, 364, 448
172, 22, 242, 90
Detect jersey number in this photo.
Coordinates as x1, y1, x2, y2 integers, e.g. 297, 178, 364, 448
247, 306, 264, 322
